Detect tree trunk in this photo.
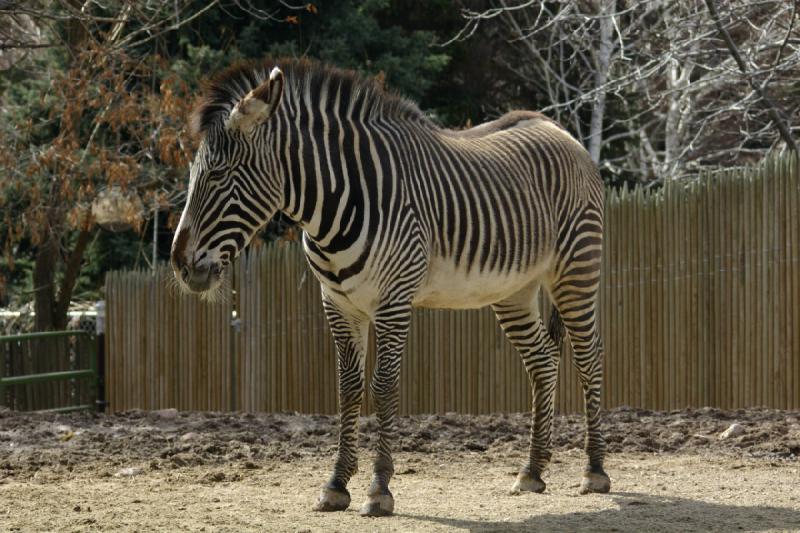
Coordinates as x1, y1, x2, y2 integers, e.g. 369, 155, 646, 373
30, 10, 93, 333
33, 235, 58, 332
32, 224, 93, 331
588, 0, 615, 163
53, 226, 93, 329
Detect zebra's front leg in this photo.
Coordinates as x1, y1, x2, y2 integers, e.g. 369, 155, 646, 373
314, 299, 369, 512
360, 303, 411, 517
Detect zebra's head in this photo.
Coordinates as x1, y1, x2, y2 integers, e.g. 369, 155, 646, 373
171, 67, 285, 294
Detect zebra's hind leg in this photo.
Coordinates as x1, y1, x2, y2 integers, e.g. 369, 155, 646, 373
360, 302, 412, 517
551, 280, 611, 495
493, 285, 560, 494
314, 297, 369, 512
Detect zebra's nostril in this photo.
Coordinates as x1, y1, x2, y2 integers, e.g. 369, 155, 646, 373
180, 266, 190, 281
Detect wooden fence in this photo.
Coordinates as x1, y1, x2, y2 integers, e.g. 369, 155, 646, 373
105, 153, 800, 414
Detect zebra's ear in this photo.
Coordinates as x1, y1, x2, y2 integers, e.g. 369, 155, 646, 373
225, 67, 284, 134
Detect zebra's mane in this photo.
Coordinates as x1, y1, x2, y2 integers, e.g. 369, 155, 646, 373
191, 58, 428, 137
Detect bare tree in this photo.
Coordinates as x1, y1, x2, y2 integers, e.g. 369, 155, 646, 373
448, 0, 800, 181
704, 0, 797, 153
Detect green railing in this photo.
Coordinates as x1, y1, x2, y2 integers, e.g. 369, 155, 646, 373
0, 330, 100, 413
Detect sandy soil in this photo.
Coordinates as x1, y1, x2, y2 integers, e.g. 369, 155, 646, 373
1, 407, 799, 532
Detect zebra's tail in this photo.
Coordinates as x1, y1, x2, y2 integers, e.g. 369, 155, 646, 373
548, 304, 565, 348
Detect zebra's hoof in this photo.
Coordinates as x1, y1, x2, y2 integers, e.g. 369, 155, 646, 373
359, 491, 394, 517
511, 471, 546, 494
579, 468, 611, 494
313, 484, 351, 512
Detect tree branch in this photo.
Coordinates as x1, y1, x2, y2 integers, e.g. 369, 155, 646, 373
704, 0, 798, 153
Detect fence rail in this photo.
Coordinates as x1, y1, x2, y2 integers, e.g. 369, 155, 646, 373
106, 153, 800, 414
0, 330, 100, 412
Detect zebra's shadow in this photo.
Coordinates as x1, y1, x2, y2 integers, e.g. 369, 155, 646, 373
396, 491, 800, 532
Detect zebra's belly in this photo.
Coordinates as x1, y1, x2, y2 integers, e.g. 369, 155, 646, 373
412, 255, 553, 309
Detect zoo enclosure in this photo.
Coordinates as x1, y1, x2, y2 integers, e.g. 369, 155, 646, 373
105, 154, 800, 414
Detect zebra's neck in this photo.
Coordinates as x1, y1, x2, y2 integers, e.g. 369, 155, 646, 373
270, 88, 430, 250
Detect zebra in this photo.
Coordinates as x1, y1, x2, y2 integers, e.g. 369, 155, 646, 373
170, 59, 610, 516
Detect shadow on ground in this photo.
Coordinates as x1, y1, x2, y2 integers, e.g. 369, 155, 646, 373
399, 491, 800, 532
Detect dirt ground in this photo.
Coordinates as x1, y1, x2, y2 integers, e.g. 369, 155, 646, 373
1, 407, 799, 532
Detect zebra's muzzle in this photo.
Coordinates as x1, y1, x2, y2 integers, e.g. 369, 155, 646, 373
171, 227, 224, 293
179, 262, 222, 293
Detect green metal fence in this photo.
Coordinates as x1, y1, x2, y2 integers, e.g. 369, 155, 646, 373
0, 330, 100, 413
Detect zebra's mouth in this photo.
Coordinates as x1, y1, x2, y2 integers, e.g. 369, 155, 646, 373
179, 262, 224, 293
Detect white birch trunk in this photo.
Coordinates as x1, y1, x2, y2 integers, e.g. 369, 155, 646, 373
588, 0, 615, 164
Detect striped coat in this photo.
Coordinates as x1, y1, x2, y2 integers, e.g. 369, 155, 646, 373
171, 59, 610, 516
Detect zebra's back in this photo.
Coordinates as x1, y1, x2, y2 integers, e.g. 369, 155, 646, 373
401, 115, 602, 309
